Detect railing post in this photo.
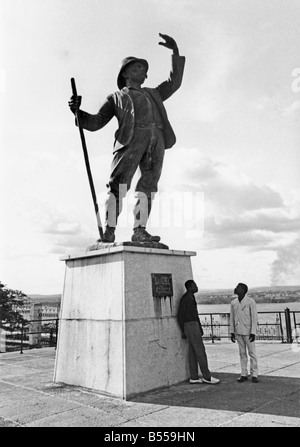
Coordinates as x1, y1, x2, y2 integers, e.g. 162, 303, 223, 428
210, 314, 214, 343
20, 322, 24, 354
55, 318, 58, 349
49, 328, 53, 346
278, 313, 284, 343
284, 307, 293, 343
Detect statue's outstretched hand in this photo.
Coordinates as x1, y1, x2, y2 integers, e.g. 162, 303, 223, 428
158, 33, 179, 55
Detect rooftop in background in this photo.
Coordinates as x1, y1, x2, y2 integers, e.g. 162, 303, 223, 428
27, 294, 61, 306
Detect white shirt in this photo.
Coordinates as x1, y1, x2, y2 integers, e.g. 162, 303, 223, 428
230, 296, 258, 335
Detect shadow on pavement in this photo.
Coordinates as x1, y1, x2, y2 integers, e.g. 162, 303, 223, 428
132, 372, 300, 419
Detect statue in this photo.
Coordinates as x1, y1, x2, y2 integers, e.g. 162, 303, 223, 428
68, 34, 185, 245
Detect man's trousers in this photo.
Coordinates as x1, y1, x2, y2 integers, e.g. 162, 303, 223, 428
184, 321, 211, 381
236, 334, 258, 378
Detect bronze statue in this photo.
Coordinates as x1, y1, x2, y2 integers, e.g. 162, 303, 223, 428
69, 34, 185, 244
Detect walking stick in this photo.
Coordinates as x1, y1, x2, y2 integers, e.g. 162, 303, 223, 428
71, 77, 104, 241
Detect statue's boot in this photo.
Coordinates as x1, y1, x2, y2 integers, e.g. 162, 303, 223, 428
131, 226, 160, 243
131, 194, 161, 242
97, 191, 121, 243
97, 226, 115, 243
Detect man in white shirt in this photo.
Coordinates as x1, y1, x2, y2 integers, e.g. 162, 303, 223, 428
230, 283, 259, 383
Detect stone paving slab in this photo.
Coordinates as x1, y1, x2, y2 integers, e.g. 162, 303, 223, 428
119, 406, 242, 427
0, 388, 80, 425
26, 405, 130, 427
223, 413, 300, 427
0, 343, 299, 428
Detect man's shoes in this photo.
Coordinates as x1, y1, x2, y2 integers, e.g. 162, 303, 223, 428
252, 377, 259, 383
131, 226, 160, 243
98, 226, 115, 243
237, 376, 248, 383
189, 378, 203, 384
202, 377, 220, 385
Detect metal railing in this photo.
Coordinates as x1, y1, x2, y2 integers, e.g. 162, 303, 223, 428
199, 308, 300, 343
0, 318, 59, 354
1, 308, 299, 354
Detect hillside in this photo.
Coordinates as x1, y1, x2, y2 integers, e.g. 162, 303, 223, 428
26, 285, 300, 306
196, 285, 300, 305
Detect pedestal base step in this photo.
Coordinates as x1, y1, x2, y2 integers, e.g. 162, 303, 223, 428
88, 241, 169, 251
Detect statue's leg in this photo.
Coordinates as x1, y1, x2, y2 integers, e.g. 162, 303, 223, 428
102, 140, 145, 242
132, 128, 165, 242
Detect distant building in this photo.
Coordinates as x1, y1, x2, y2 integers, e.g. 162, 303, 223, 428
15, 295, 61, 321
2, 295, 61, 352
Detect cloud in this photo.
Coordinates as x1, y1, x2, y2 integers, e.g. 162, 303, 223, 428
161, 148, 300, 253
271, 238, 300, 286
49, 234, 95, 255
166, 149, 284, 213
250, 96, 271, 111
38, 211, 94, 254
203, 209, 300, 250
205, 181, 283, 213
192, 20, 243, 122
281, 100, 300, 119
42, 221, 81, 236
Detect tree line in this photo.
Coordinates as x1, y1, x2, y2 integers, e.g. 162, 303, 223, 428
0, 281, 29, 331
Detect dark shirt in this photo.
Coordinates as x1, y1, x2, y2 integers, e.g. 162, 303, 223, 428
128, 87, 163, 128
177, 291, 201, 332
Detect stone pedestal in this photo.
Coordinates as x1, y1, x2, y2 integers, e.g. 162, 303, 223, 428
54, 244, 196, 399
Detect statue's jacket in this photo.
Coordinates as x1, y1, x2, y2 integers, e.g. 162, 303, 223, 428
77, 55, 185, 151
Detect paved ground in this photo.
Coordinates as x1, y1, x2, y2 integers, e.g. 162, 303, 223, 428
0, 342, 299, 428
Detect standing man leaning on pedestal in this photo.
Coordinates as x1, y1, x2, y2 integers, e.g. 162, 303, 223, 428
230, 283, 259, 383
177, 280, 220, 385
68, 34, 185, 244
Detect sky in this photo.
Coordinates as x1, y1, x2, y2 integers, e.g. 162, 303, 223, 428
1, 0, 300, 294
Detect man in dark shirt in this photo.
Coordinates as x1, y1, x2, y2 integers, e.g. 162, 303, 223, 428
68, 33, 185, 244
177, 280, 220, 384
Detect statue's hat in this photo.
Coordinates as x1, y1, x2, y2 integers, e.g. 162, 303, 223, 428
117, 57, 149, 90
